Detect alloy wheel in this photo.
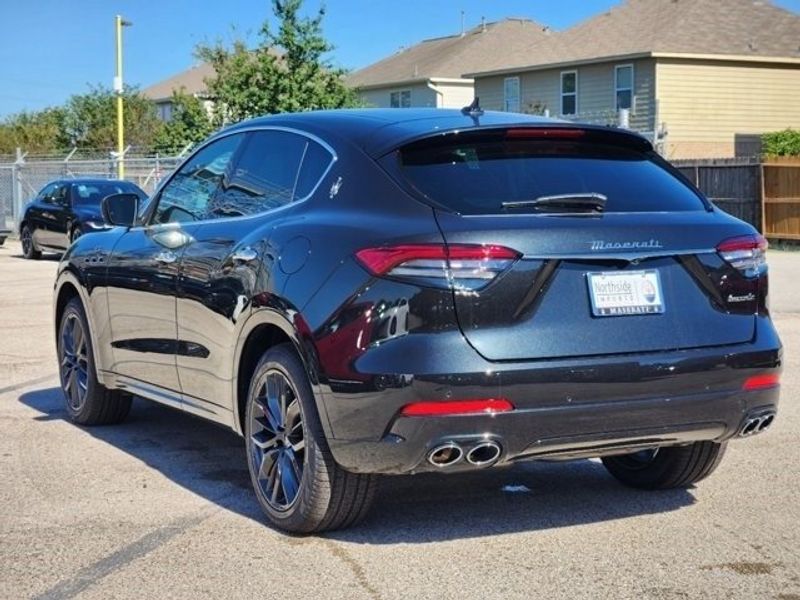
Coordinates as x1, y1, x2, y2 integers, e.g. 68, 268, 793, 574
249, 369, 306, 511
59, 313, 89, 412
21, 228, 32, 255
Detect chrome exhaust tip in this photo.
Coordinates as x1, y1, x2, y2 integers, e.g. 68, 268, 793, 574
427, 443, 464, 467
466, 441, 502, 466
739, 411, 777, 437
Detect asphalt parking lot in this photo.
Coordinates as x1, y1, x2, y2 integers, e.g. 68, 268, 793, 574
1, 239, 798, 600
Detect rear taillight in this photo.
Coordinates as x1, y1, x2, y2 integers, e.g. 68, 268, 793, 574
399, 398, 514, 417
355, 244, 520, 291
717, 234, 768, 277
743, 373, 780, 391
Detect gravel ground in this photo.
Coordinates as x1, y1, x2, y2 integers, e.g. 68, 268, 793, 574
1, 239, 798, 600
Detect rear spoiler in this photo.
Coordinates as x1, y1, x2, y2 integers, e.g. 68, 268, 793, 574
375, 124, 653, 159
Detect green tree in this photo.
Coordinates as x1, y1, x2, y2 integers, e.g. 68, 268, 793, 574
0, 107, 69, 154
153, 89, 215, 154
63, 85, 163, 150
196, 0, 360, 125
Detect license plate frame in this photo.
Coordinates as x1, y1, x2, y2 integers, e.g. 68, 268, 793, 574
587, 269, 665, 317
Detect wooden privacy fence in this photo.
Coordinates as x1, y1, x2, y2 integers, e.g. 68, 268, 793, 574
672, 156, 800, 239
762, 157, 800, 240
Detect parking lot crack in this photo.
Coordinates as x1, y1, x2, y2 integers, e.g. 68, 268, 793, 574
32, 513, 210, 600
320, 539, 382, 600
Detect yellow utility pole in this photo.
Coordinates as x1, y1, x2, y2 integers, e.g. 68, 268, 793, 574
114, 15, 132, 179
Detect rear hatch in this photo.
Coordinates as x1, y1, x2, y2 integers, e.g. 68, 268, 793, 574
383, 126, 766, 361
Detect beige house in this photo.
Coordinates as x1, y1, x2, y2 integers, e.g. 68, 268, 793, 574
468, 0, 800, 159
347, 19, 553, 109
142, 62, 215, 122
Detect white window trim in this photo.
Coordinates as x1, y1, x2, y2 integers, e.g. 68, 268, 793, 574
560, 70, 578, 116
614, 64, 635, 113
503, 76, 521, 113
390, 89, 412, 108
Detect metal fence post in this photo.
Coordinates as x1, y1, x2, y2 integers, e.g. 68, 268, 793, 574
12, 147, 26, 230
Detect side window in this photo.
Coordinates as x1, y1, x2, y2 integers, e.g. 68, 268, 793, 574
217, 130, 307, 215
52, 184, 69, 206
615, 64, 634, 112
38, 183, 57, 203
503, 77, 520, 113
390, 90, 411, 108
295, 140, 334, 199
153, 134, 243, 224
561, 71, 578, 116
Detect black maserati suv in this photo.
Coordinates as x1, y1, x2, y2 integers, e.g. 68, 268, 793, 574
20, 178, 146, 258
53, 108, 781, 533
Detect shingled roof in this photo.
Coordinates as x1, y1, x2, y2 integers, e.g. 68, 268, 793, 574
142, 62, 216, 102
469, 0, 800, 76
346, 18, 553, 89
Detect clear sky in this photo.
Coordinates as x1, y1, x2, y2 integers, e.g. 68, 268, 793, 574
1, 0, 799, 117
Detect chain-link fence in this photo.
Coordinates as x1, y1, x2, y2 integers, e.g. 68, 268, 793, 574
0, 150, 186, 234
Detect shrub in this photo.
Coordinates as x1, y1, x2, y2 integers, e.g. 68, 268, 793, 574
762, 128, 800, 157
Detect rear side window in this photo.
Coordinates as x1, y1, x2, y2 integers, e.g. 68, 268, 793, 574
295, 140, 334, 199
222, 130, 308, 214
394, 133, 705, 215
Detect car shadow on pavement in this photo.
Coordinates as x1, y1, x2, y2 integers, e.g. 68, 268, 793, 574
8, 253, 62, 261
20, 387, 696, 542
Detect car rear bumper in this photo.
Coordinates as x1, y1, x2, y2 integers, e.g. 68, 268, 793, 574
322, 316, 782, 475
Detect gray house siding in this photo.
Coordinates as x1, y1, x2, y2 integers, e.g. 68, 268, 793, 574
475, 58, 657, 133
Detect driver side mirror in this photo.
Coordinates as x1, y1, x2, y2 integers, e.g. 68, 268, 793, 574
102, 193, 140, 227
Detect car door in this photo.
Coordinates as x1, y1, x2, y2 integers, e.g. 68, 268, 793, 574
49, 183, 72, 249
27, 183, 60, 248
174, 129, 317, 422
105, 133, 246, 398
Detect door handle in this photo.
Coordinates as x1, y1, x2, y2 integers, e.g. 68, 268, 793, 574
154, 250, 177, 265
231, 247, 259, 264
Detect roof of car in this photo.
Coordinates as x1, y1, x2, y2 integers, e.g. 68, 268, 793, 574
49, 178, 135, 186
222, 108, 650, 157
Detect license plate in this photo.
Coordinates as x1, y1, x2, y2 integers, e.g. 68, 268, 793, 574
587, 270, 664, 317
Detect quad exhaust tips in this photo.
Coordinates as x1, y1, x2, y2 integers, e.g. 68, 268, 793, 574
427, 443, 464, 467
739, 411, 776, 437
466, 441, 502, 466
427, 440, 502, 468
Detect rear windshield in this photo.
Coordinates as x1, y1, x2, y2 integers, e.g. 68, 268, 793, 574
394, 135, 705, 215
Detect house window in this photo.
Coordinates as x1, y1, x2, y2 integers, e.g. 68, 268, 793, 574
615, 64, 634, 111
504, 77, 520, 113
561, 71, 577, 116
157, 102, 173, 122
390, 90, 411, 108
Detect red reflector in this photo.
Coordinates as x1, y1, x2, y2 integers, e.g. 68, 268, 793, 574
355, 244, 519, 276
743, 373, 780, 391
717, 234, 768, 253
400, 398, 514, 417
505, 128, 586, 139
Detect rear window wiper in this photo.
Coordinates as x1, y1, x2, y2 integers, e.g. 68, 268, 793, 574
502, 193, 607, 214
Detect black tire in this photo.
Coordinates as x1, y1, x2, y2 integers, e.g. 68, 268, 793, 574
21, 225, 41, 260
0, 236, 6, 246
57, 297, 132, 425
245, 343, 376, 533
602, 441, 727, 490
